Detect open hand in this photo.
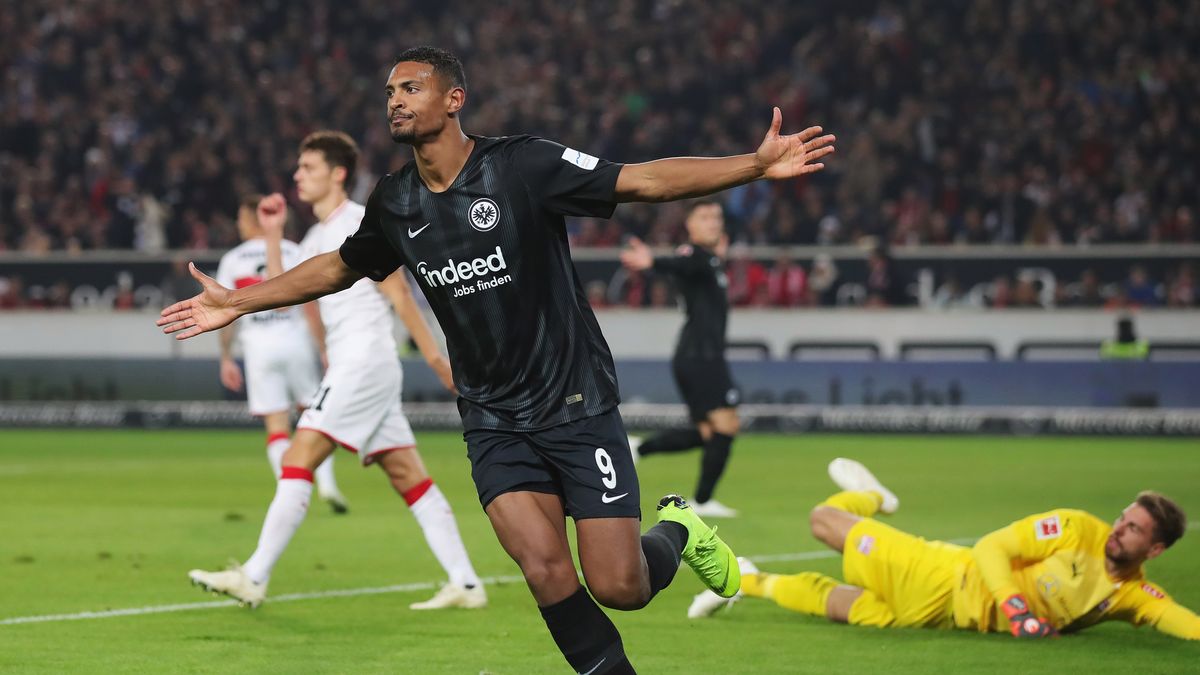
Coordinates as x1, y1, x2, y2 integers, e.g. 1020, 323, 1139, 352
156, 263, 240, 340
619, 236, 654, 271
755, 107, 836, 180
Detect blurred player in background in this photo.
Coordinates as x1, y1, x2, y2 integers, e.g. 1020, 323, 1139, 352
621, 201, 741, 518
189, 131, 485, 611
215, 194, 346, 512
160, 46, 835, 673
690, 458, 1200, 641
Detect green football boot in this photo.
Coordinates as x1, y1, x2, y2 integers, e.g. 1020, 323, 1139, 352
657, 494, 740, 598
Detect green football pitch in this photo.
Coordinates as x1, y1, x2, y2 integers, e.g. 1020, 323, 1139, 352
1, 430, 1197, 673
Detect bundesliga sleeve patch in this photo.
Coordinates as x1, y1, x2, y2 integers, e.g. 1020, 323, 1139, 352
856, 534, 875, 555
561, 147, 600, 171
1140, 583, 1165, 599
1034, 515, 1061, 540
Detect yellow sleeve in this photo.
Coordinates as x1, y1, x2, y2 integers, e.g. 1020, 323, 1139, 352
1119, 582, 1200, 641
971, 510, 1078, 602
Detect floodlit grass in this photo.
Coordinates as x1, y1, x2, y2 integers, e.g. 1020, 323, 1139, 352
1, 430, 1197, 673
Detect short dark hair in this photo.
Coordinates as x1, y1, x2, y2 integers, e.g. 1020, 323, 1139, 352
239, 193, 264, 212
395, 46, 467, 91
688, 200, 721, 215
299, 130, 359, 187
1136, 491, 1186, 548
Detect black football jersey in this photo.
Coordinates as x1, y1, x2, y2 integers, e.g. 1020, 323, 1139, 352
653, 244, 729, 362
339, 135, 623, 431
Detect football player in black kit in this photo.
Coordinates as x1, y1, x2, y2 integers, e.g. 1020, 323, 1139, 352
159, 47, 835, 674
621, 201, 742, 519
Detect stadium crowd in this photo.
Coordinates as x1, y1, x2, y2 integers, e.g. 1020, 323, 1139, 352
0, 258, 1195, 311
1, 0, 1198, 255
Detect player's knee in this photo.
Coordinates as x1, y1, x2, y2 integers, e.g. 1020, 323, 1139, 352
810, 506, 837, 541
708, 409, 739, 436
378, 449, 428, 485
587, 570, 648, 611
519, 555, 579, 596
281, 444, 322, 471
714, 417, 739, 436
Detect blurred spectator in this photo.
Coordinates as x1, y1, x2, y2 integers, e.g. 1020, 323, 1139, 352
988, 275, 1013, 309
865, 246, 908, 306
1012, 276, 1044, 309
46, 280, 72, 309
112, 272, 137, 311
1063, 269, 1106, 307
766, 253, 808, 307
1165, 264, 1196, 308
0, 276, 25, 309
807, 254, 840, 307
726, 244, 768, 307
2, 1, 1197, 250
1125, 265, 1161, 307
585, 280, 610, 309
647, 279, 675, 309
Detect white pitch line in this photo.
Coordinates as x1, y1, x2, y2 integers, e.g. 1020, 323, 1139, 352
4, 524, 1195, 627
0, 574, 524, 626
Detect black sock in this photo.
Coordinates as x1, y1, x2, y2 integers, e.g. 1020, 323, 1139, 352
539, 587, 634, 674
694, 432, 734, 503
640, 521, 688, 598
637, 428, 703, 456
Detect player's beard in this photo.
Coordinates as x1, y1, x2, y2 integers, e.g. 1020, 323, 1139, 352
1105, 544, 1133, 566
391, 127, 417, 144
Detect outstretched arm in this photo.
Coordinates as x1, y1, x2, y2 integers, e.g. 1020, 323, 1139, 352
157, 253, 361, 340
1153, 602, 1200, 640
614, 107, 835, 203
377, 271, 456, 393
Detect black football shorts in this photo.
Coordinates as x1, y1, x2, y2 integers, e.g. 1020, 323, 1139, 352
672, 357, 741, 423
464, 407, 641, 520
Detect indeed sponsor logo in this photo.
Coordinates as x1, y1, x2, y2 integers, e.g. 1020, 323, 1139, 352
417, 246, 507, 287
417, 245, 513, 298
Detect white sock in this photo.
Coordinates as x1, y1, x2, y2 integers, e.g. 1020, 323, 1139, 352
314, 454, 340, 496
265, 434, 289, 479
242, 468, 313, 584
407, 481, 481, 588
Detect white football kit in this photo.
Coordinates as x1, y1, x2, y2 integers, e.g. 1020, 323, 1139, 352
216, 238, 320, 416
296, 200, 416, 463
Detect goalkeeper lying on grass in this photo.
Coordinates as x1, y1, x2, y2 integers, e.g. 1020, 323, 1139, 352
690, 458, 1199, 640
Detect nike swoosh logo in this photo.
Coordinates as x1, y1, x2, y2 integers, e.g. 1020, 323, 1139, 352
407, 222, 431, 238
601, 492, 628, 504
579, 658, 606, 675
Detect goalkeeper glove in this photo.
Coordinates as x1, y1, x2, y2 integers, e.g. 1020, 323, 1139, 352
1001, 594, 1057, 638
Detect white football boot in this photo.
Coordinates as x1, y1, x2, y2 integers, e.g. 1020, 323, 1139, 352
409, 582, 488, 610
189, 565, 267, 608
827, 457, 900, 514
319, 490, 350, 515
690, 499, 739, 518
687, 557, 758, 618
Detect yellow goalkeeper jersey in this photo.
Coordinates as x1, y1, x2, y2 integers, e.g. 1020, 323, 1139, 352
951, 509, 1199, 639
